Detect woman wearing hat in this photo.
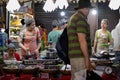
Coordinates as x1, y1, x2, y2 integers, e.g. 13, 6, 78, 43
18, 18, 41, 60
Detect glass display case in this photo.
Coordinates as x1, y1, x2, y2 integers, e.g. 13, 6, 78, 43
9, 12, 25, 42
8, 1, 33, 42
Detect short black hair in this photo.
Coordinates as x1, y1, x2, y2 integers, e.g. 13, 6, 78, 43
21, 19, 25, 25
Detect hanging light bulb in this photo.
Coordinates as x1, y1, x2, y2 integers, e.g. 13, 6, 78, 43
6, 0, 21, 13
108, 0, 120, 10
98, 0, 101, 2
91, 8, 97, 15
102, 0, 106, 3
55, 0, 69, 9
43, 0, 56, 12
34, 0, 37, 3
93, 0, 97, 3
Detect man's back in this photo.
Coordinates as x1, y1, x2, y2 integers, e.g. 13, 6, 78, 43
67, 11, 91, 58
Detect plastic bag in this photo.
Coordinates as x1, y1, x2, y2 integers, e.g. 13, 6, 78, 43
86, 70, 103, 80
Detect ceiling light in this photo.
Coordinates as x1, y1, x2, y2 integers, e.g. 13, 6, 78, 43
91, 9, 97, 15
60, 11, 65, 16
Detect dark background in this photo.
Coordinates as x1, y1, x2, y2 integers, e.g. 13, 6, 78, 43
98, 1, 120, 31
34, 1, 120, 33
34, 2, 76, 32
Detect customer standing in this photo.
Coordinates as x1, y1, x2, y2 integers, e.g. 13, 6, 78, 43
111, 21, 120, 66
48, 20, 61, 46
93, 19, 113, 54
67, 0, 93, 80
18, 18, 41, 59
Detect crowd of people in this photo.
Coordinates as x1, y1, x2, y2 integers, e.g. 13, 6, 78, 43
0, 17, 68, 61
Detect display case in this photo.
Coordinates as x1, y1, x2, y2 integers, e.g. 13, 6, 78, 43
8, 1, 33, 42
9, 12, 25, 41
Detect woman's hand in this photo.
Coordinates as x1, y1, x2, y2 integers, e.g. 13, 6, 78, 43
34, 49, 40, 59
24, 48, 29, 53
34, 49, 39, 54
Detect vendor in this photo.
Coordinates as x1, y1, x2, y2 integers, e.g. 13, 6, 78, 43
18, 18, 41, 60
93, 19, 113, 54
3, 43, 21, 61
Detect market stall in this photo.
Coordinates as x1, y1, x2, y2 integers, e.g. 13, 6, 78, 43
0, 47, 71, 80
0, 58, 71, 80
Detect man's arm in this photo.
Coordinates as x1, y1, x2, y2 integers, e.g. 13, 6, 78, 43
77, 33, 92, 70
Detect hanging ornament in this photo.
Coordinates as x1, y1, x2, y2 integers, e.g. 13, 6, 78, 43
43, 0, 56, 12
98, 0, 102, 2
6, 0, 21, 13
55, 0, 69, 9
108, 0, 120, 10
102, 0, 106, 3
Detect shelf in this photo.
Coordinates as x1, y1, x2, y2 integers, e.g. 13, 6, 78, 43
10, 35, 19, 38
11, 12, 26, 15
9, 12, 24, 41
10, 26, 21, 29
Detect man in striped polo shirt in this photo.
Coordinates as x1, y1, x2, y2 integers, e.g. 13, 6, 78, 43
67, 0, 93, 79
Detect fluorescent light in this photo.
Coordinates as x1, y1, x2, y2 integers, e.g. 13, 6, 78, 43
60, 11, 65, 16
91, 9, 97, 15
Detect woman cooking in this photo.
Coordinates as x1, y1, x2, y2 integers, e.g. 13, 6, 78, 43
18, 18, 41, 60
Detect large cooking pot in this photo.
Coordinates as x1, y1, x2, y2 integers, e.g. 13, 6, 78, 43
46, 47, 58, 59
46, 51, 58, 59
